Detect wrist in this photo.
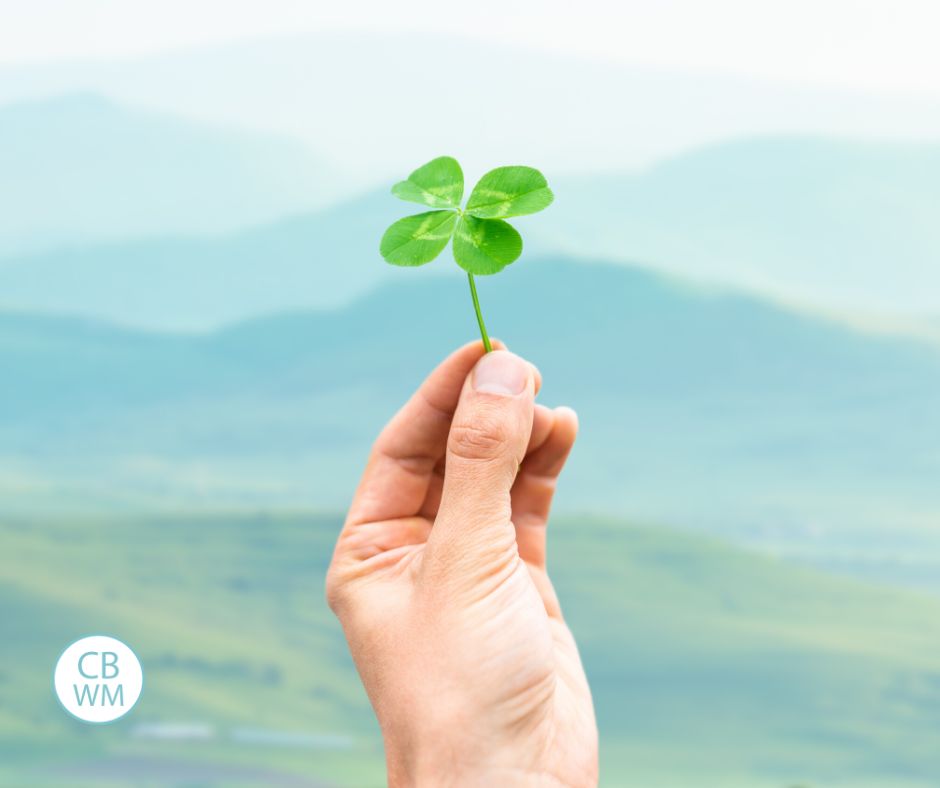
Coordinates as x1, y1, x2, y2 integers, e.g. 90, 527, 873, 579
389, 760, 560, 788
385, 737, 565, 787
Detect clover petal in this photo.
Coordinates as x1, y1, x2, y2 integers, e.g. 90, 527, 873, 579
391, 156, 464, 209
465, 166, 553, 219
452, 215, 523, 275
380, 210, 459, 266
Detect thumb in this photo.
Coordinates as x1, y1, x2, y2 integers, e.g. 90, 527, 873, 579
426, 350, 535, 571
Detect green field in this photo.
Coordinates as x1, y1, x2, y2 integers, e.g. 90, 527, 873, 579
2, 511, 939, 786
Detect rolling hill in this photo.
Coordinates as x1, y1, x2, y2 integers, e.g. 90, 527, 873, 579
545, 137, 940, 316
0, 94, 338, 258
1, 511, 938, 787
0, 189, 410, 327
2, 258, 939, 584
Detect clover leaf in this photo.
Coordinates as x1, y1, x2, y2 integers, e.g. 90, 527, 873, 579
465, 166, 554, 218
380, 156, 553, 352
380, 210, 460, 266
391, 156, 464, 209
452, 216, 522, 275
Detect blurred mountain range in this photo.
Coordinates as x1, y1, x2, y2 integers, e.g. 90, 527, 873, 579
3, 259, 939, 586
0, 94, 339, 257
2, 101, 938, 326
1, 72, 938, 587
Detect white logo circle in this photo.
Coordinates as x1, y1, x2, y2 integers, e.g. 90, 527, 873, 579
53, 635, 143, 723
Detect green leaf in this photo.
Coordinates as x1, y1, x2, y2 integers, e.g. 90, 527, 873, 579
465, 166, 553, 219
380, 210, 459, 266
452, 215, 522, 275
391, 156, 464, 209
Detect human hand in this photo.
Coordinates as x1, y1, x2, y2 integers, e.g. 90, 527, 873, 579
326, 341, 598, 786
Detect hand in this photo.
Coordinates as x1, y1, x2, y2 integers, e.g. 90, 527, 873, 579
326, 341, 598, 787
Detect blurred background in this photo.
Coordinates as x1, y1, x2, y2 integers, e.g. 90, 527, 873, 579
2, 1, 940, 785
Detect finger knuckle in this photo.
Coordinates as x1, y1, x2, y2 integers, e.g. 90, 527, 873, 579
324, 569, 348, 615
448, 412, 510, 461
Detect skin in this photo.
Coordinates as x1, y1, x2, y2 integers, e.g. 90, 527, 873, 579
326, 341, 598, 787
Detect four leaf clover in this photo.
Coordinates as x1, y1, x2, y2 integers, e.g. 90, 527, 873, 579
380, 156, 553, 350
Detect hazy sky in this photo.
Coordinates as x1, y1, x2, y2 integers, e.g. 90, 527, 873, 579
2, 0, 939, 95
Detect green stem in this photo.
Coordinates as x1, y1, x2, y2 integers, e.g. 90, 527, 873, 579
467, 272, 492, 353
